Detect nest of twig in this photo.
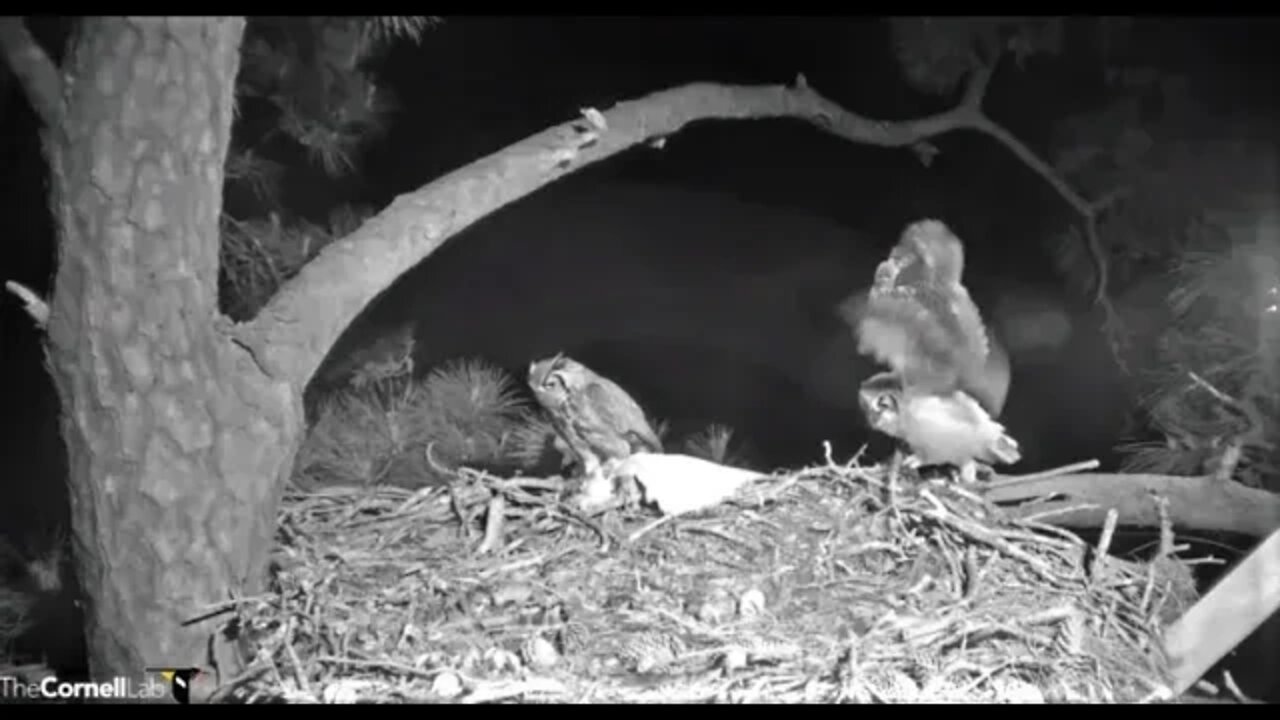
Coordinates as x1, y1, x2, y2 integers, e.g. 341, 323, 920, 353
213, 454, 1201, 704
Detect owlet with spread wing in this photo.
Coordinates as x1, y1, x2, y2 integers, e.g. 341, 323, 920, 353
842, 220, 1019, 481
841, 218, 1010, 419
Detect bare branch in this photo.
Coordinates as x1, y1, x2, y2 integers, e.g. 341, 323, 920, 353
229, 80, 995, 385
984, 471, 1280, 539
937, 59, 1128, 314
230, 75, 1116, 391
0, 17, 63, 128
960, 59, 995, 112
962, 103, 1116, 305
5, 280, 49, 329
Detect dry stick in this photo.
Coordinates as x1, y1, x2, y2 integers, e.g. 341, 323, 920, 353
1185, 371, 1258, 483
314, 655, 443, 680
987, 459, 1101, 488
1221, 670, 1262, 704
461, 677, 569, 704
1090, 508, 1120, 586
917, 489, 1059, 584
554, 502, 615, 551
1141, 496, 1174, 613
282, 616, 312, 699
477, 492, 507, 555
629, 514, 677, 544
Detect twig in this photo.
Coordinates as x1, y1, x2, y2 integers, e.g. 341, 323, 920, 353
4, 280, 49, 328
476, 545, 578, 580
553, 502, 616, 551
1186, 371, 1239, 408
477, 492, 506, 555
990, 459, 1101, 487
1155, 495, 1174, 559
918, 489, 1061, 585
681, 523, 757, 552
461, 677, 569, 704
1090, 508, 1119, 586
282, 617, 313, 698
314, 655, 441, 680
628, 514, 676, 544
1221, 670, 1260, 704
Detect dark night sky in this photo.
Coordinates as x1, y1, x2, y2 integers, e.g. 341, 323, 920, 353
3, 18, 1279, 519
1, 15, 1279, 692
4, 18, 1280, 526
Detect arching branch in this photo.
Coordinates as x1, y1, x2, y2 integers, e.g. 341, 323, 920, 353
229, 72, 1122, 391
963, 112, 1124, 303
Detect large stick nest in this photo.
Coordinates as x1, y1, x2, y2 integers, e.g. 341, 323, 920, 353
215, 456, 1200, 704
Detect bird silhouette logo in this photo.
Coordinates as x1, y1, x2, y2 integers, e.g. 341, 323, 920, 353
148, 667, 203, 704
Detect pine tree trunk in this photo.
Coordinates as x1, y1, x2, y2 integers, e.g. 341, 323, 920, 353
42, 17, 302, 690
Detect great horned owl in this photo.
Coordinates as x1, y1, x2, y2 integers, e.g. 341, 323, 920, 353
859, 371, 1021, 483
527, 354, 663, 497
843, 219, 1009, 418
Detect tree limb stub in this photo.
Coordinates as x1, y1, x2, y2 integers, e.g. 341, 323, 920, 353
0, 17, 64, 129
4, 279, 50, 328
238, 71, 1102, 390
984, 472, 1280, 540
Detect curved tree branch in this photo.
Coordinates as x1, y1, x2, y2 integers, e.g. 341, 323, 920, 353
232, 71, 1121, 391
0, 17, 64, 128
964, 113, 1118, 305
230, 78, 991, 386
945, 60, 1131, 370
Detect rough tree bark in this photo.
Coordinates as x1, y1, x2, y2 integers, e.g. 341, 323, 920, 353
3, 14, 1275, 701
23, 17, 299, 691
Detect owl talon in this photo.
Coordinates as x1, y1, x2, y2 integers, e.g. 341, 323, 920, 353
571, 464, 611, 511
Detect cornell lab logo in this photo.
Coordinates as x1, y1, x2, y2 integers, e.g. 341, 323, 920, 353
146, 667, 204, 704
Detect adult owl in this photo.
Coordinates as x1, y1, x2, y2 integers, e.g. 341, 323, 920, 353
527, 354, 663, 500
858, 371, 1021, 483
840, 218, 1009, 418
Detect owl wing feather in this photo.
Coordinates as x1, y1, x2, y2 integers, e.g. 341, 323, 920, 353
855, 272, 1008, 417
583, 380, 663, 453
898, 392, 1020, 467
856, 289, 967, 395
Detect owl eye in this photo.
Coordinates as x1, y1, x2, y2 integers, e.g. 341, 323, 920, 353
874, 394, 897, 412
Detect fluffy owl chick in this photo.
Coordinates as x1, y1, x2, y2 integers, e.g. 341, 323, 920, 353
850, 219, 1007, 418
859, 371, 1021, 483
528, 354, 663, 505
